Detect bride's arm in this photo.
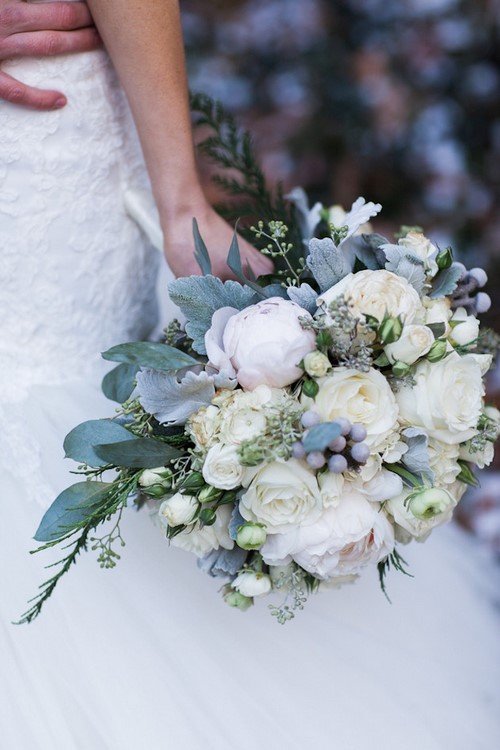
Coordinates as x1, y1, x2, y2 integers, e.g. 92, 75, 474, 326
85, 0, 272, 280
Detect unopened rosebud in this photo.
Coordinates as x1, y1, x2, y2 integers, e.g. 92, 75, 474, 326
408, 487, 454, 519
427, 339, 448, 362
159, 493, 198, 527
302, 378, 320, 398
236, 522, 267, 550
139, 467, 173, 489
198, 485, 223, 504
303, 351, 330, 378
436, 246, 453, 270
223, 588, 253, 611
392, 360, 411, 377
178, 471, 205, 494
198, 507, 217, 526
378, 316, 403, 344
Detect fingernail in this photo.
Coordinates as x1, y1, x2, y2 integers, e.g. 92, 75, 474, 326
54, 97, 67, 109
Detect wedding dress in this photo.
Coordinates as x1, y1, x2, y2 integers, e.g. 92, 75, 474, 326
1, 37, 500, 750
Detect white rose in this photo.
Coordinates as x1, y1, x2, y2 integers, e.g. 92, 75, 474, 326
303, 351, 331, 378
349, 467, 404, 502
232, 571, 272, 597
304, 367, 399, 452
420, 296, 452, 333
239, 458, 322, 533
459, 441, 495, 469
385, 486, 456, 541
202, 443, 246, 490
398, 232, 438, 276
186, 404, 221, 453
138, 467, 172, 489
449, 307, 480, 347
384, 324, 435, 365
170, 505, 233, 558
396, 352, 485, 444
158, 493, 198, 527
262, 490, 394, 579
318, 270, 422, 324
318, 472, 344, 508
206, 297, 316, 390
428, 439, 460, 484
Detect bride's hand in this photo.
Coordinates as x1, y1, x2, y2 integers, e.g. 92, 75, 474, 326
0, 0, 100, 110
163, 204, 274, 281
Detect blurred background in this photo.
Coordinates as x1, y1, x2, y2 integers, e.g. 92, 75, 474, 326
182, 0, 500, 555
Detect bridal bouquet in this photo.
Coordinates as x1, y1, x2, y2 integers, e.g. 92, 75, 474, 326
21, 190, 499, 624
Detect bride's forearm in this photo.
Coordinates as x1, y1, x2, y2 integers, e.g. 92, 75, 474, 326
86, 0, 205, 223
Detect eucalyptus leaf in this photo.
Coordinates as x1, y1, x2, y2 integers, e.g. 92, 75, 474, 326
192, 218, 212, 275
306, 237, 353, 292
34, 482, 113, 542
136, 368, 215, 425
102, 341, 199, 371
198, 546, 248, 578
93, 438, 182, 469
429, 263, 463, 299
101, 362, 139, 403
168, 275, 255, 354
227, 229, 268, 297
426, 322, 446, 338
64, 420, 134, 467
302, 422, 342, 453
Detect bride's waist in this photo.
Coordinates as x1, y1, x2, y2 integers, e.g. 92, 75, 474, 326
1, 48, 114, 89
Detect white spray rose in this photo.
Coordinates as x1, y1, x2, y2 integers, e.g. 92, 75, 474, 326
384, 324, 435, 365
459, 441, 495, 469
428, 439, 460, 484
349, 467, 404, 502
232, 571, 272, 597
205, 298, 316, 390
420, 296, 452, 333
170, 505, 234, 558
239, 458, 322, 533
318, 472, 344, 508
396, 352, 486, 445
158, 493, 199, 527
449, 307, 480, 347
262, 490, 394, 579
398, 232, 438, 276
215, 385, 279, 445
186, 404, 221, 453
317, 269, 422, 324
303, 351, 331, 378
202, 443, 247, 490
138, 467, 172, 489
304, 367, 399, 452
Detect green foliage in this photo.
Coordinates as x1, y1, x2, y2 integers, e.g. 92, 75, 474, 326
101, 362, 139, 403
64, 419, 134, 468
192, 218, 212, 275
34, 481, 114, 542
102, 341, 199, 372
377, 548, 413, 602
93, 437, 182, 469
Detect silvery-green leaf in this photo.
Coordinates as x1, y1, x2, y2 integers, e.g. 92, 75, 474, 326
285, 186, 323, 241
344, 234, 387, 270
168, 275, 255, 354
338, 197, 382, 241
136, 368, 215, 425
34, 482, 113, 541
262, 284, 289, 299
227, 230, 268, 297
401, 427, 434, 484
101, 363, 139, 403
198, 546, 247, 578
94, 438, 181, 469
382, 244, 426, 295
429, 263, 463, 299
64, 420, 134, 467
102, 341, 199, 371
287, 283, 318, 314
306, 237, 353, 292
302, 422, 342, 453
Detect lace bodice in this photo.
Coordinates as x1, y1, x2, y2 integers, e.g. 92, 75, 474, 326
0, 50, 160, 401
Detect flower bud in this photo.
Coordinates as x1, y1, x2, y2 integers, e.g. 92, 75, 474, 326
426, 339, 448, 362
178, 471, 205, 494
139, 467, 172, 489
232, 570, 272, 598
302, 379, 319, 398
392, 361, 411, 377
449, 308, 479, 347
408, 487, 454, 519
436, 246, 453, 270
159, 493, 198, 527
236, 522, 267, 550
223, 588, 253, 611
198, 485, 223, 504
378, 316, 403, 344
198, 507, 217, 526
303, 351, 330, 378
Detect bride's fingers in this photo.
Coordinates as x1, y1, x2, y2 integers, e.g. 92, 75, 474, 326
0, 69, 66, 109
0, 1, 94, 34
1, 27, 101, 59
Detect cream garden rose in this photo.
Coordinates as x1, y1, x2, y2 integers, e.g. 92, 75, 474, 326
396, 352, 487, 444
202, 443, 247, 490
384, 324, 435, 365
239, 458, 322, 533
304, 367, 400, 452
317, 269, 422, 324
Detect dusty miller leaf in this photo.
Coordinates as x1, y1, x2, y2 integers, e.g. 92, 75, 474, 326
136, 368, 215, 425
306, 237, 353, 292
287, 283, 318, 314
168, 275, 255, 354
401, 427, 434, 484
429, 263, 463, 299
382, 244, 427, 295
